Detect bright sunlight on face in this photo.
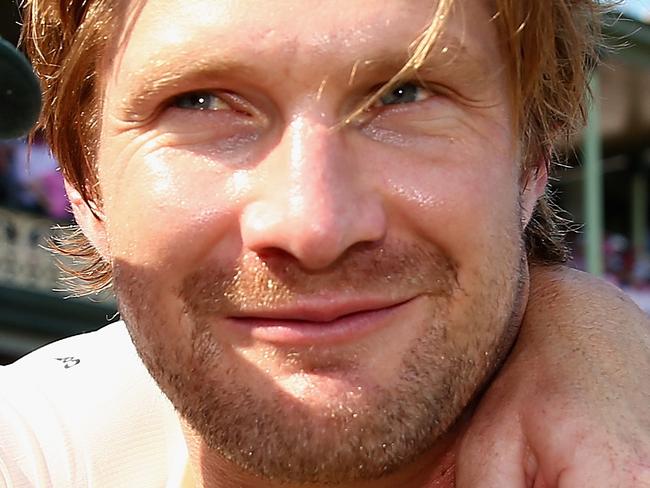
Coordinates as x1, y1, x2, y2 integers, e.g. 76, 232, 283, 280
96, 0, 539, 484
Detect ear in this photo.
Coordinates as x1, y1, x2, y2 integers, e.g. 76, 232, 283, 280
520, 159, 548, 228
64, 179, 110, 260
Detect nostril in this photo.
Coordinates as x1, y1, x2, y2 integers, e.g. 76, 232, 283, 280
240, 195, 388, 271
254, 247, 296, 263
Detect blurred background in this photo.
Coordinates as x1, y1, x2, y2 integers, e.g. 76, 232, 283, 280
0, 0, 649, 364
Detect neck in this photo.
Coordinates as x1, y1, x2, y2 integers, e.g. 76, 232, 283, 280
181, 414, 468, 488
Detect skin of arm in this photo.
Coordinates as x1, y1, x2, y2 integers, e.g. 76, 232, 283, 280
457, 264, 650, 487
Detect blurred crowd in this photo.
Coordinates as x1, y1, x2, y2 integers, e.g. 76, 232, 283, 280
603, 233, 650, 289
570, 232, 650, 312
0, 133, 70, 222
571, 233, 650, 290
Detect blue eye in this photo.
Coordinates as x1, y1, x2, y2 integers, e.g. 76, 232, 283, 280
378, 82, 431, 106
173, 92, 229, 111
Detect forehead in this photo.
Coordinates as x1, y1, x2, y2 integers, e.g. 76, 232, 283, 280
126, 0, 428, 43
109, 0, 499, 85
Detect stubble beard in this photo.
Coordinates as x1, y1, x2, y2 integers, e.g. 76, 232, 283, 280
114, 237, 526, 485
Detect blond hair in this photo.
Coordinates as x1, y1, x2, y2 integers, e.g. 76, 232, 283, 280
22, 0, 605, 295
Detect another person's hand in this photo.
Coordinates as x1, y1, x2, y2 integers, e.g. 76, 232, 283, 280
457, 265, 650, 487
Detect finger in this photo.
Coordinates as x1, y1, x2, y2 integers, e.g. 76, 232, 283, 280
526, 415, 650, 488
553, 443, 650, 488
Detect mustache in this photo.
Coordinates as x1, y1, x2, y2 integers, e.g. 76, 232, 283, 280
179, 240, 459, 316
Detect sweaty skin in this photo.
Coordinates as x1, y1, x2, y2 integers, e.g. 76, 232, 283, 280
84, 1, 539, 485
62, 0, 650, 486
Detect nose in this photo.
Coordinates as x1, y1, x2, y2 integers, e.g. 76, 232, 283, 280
240, 117, 387, 270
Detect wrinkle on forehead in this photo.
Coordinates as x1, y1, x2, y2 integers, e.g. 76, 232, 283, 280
105, 0, 500, 76
106, 0, 436, 79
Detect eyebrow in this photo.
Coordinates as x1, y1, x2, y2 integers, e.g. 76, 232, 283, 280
116, 56, 256, 119
356, 35, 478, 80
116, 32, 486, 119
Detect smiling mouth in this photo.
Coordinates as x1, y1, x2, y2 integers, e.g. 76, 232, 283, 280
225, 297, 417, 346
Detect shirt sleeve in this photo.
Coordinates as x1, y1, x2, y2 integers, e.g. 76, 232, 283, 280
0, 322, 188, 488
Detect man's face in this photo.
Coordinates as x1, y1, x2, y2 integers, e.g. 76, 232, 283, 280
92, 0, 538, 483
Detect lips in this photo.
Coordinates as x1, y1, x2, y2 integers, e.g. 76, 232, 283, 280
225, 297, 416, 346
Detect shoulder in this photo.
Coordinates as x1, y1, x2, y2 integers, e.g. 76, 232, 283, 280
528, 265, 648, 320
4, 321, 134, 375
525, 265, 650, 358
0, 322, 187, 487
0, 322, 151, 411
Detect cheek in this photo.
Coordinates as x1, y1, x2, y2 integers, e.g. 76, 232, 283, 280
377, 137, 522, 263
373, 138, 525, 359
100, 143, 247, 271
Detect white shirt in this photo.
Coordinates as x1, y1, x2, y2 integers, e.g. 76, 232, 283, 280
0, 322, 190, 488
